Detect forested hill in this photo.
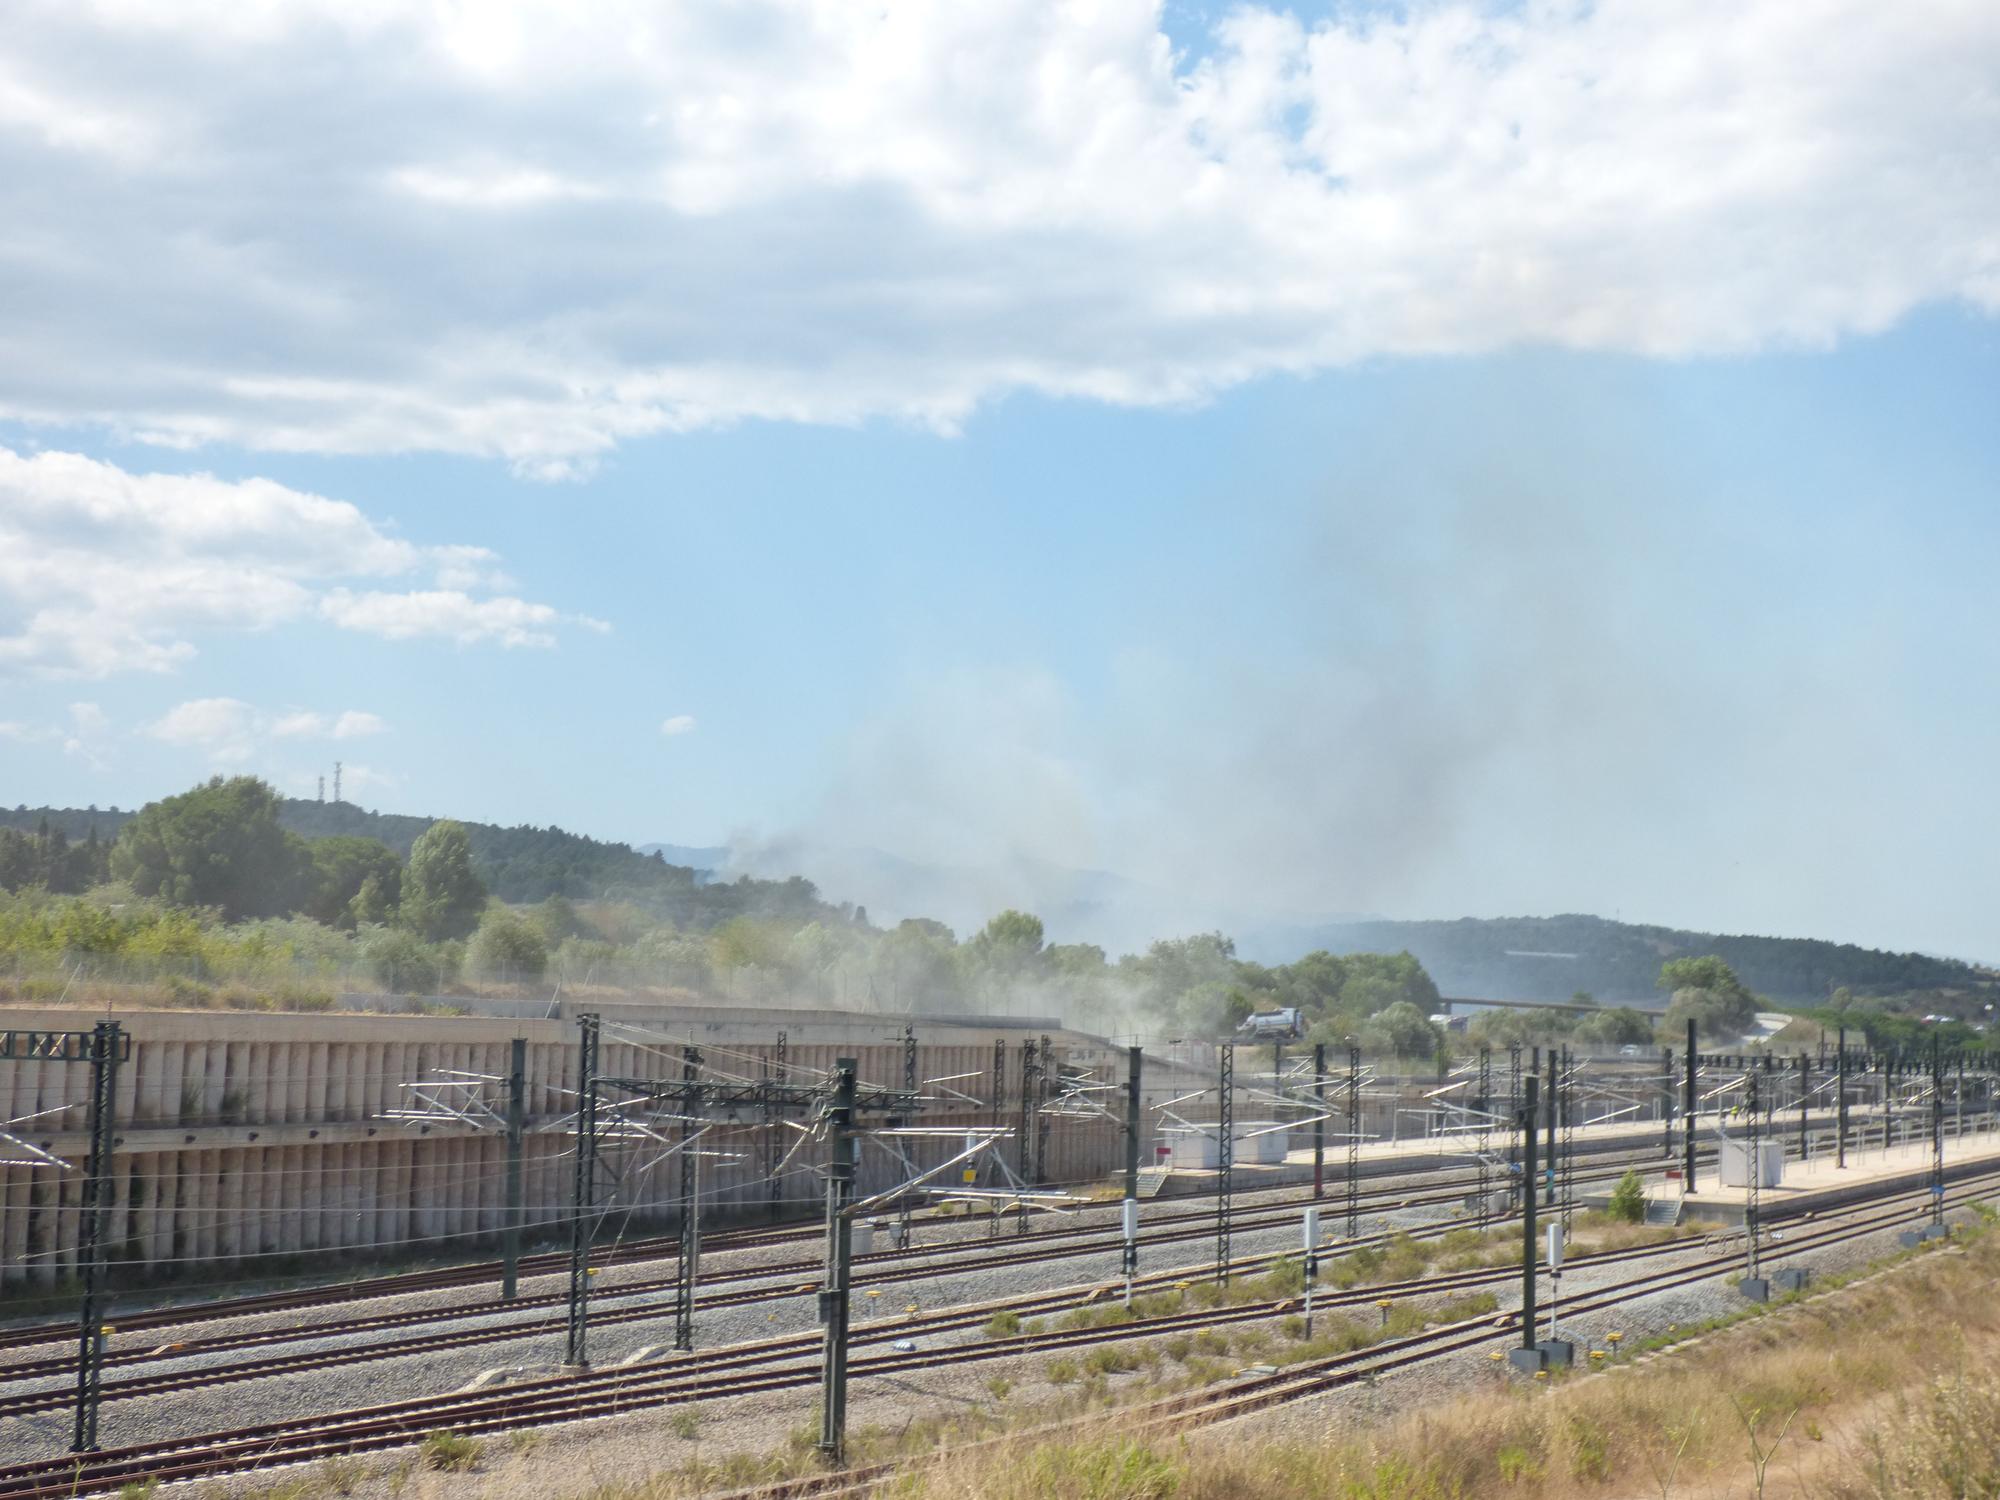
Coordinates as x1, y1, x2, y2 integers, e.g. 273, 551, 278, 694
1245, 913, 1990, 1006
1, 799, 836, 926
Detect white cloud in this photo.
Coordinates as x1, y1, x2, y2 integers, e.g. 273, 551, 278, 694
271, 711, 327, 739
0, 445, 603, 676
145, 697, 390, 763
1, 701, 114, 767
0, 2, 1990, 471
317, 590, 607, 648
331, 710, 387, 739
659, 714, 697, 737
148, 697, 262, 761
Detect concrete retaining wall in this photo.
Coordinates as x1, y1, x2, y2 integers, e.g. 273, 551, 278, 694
0, 1005, 1122, 1287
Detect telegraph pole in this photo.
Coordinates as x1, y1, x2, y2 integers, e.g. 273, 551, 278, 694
1543, 1048, 1558, 1207
673, 1045, 703, 1352
1744, 1069, 1762, 1283
564, 1013, 601, 1369
817, 1059, 858, 1459
1661, 1045, 1674, 1157
1311, 1040, 1326, 1200
71, 1020, 122, 1454
1518, 1075, 1539, 1359
1683, 1021, 1697, 1190
896, 1024, 917, 1249
1797, 1052, 1809, 1161
502, 1037, 525, 1302
1931, 1036, 1945, 1232
1122, 1044, 1141, 1297
1215, 1042, 1234, 1282
765, 1030, 787, 1221
1836, 1026, 1848, 1168
1015, 1038, 1037, 1237
1344, 1044, 1361, 1240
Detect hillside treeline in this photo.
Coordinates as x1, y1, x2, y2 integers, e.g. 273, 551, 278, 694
0, 778, 1451, 1043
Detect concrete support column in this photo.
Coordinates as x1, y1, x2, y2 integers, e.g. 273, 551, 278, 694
194, 1149, 223, 1262
442, 1136, 464, 1244
418, 1136, 440, 1248
160, 1041, 188, 1128
24, 1174, 54, 1285
275, 1144, 301, 1256
307, 1041, 331, 1125
302, 1138, 326, 1253
188, 1048, 217, 1128
223, 1042, 249, 1123
346, 1039, 367, 1121
322, 1143, 346, 1249
316, 1142, 338, 1250
266, 1042, 291, 1124
168, 1147, 194, 1265
133, 1042, 163, 1130
217, 1147, 243, 1262
1, 1166, 29, 1287
253, 1146, 277, 1256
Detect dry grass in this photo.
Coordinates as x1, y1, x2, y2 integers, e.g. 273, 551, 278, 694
215, 1215, 2000, 1500
635, 1217, 2000, 1500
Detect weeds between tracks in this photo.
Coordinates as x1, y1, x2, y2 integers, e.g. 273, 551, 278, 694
201, 1202, 2000, 1500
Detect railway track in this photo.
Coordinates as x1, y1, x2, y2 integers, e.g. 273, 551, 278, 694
0, 1137, 1718, 1408
15, 1101, 1904, 1360
722, 1176, 1999, 1499
1, 1159, 1987, 1500
0, 1134, 1698, 1361
0, 1181, 1530, 1420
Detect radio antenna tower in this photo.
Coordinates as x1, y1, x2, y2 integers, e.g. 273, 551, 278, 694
333, 761, 343, 804
317, 775, 325, 803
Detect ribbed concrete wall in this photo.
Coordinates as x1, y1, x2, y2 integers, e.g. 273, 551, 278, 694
0, 1006, 1124, 1287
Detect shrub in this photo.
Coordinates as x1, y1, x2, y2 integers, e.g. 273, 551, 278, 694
984, 1309, 1023, 1338
418, 1430, 481, 1472
362, 926, 436, 993
1609, 1169, 1648, 1224
1082, 1346, 1141, 1376
465, 908, 549, 982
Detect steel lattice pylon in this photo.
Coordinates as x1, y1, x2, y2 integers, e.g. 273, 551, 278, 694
1344, 1045, 1361, 1240
1215, 1042, 1234, 1282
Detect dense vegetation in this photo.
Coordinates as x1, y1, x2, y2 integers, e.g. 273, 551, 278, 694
3, 795, 832, 924
4, 783, 1986, 1049
0, 779, 1449, 1042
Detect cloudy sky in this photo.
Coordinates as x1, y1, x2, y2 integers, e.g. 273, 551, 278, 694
1, 1, 1996, 959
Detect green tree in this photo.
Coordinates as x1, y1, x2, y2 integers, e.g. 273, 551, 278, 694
967, 910, 1047, 975
349, 871, 397, 928
301, 836, 403, 929
1573, 1007, 1655, 1046
529, 895, 586, 946
1658, 954, 1759, 1041
876, 919, 961, 1007
1339, 952, 1442, 1018
1359, 1001, 1442, 1059
465, 908, 549, 982
362, 927, 437, 993
109, 776, 308, 919
400, 820, 487, 941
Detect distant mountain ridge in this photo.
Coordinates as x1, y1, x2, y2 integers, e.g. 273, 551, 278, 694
2, 799, 837, 929
8, 798, 1984, 1005
1238, 913, 1992, 1006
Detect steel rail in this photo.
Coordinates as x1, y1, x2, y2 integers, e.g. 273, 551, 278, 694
2, 1161, 1988, 1500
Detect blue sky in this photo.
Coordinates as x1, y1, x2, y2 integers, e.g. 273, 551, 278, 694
2, 3, 1996, 960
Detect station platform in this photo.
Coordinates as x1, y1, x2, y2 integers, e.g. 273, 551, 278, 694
1679, 1127, 2000, 1227
1146, 1114, 1682, 1199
